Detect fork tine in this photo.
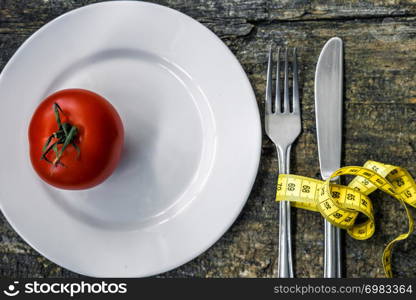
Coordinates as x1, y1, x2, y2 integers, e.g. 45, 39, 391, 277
283, 48, 290, 113
275, 47, 281, 113
265, 45, 273, 114
292, 48, 300, 114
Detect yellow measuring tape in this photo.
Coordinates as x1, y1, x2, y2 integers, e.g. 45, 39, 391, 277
276, 161, 416, 277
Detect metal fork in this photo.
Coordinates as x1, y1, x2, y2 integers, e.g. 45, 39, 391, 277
265, 47, 301, 278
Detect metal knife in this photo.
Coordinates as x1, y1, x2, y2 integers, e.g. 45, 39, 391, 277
315, 37, 343, 278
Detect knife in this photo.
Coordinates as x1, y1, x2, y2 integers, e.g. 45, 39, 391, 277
315, 37, 343, 278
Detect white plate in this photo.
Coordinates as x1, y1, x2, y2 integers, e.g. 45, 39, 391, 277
0, 1, 261, 277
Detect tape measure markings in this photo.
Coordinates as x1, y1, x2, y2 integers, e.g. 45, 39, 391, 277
275, 160, 416, 277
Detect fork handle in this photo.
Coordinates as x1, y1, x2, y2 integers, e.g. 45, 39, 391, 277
277, 145, 294, 278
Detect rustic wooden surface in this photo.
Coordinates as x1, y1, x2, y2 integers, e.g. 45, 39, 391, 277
1, 0, 415, 278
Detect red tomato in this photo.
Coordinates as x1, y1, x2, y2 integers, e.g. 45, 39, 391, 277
29, 89, 124, 190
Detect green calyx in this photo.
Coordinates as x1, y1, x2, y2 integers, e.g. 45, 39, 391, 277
40, 103, 80, 166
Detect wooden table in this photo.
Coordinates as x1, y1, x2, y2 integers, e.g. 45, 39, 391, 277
1, 0, 415, 278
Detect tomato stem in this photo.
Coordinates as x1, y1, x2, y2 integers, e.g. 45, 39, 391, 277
40, 103, 80, 166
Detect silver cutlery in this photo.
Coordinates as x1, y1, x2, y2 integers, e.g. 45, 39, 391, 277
315, 37, 343, 278
265, 47, 301, 278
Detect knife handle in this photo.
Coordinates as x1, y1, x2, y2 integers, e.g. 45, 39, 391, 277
324, 221, 342, 277
324, 176, 342, 278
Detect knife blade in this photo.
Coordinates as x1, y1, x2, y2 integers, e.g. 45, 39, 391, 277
315, 37, 343, 278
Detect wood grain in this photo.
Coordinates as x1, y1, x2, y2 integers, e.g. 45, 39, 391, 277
0, 0, 415, 278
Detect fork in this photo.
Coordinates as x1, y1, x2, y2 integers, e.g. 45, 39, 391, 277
265, 47, 301, 278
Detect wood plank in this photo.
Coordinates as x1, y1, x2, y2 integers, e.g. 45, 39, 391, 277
0, 0, 415, 278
